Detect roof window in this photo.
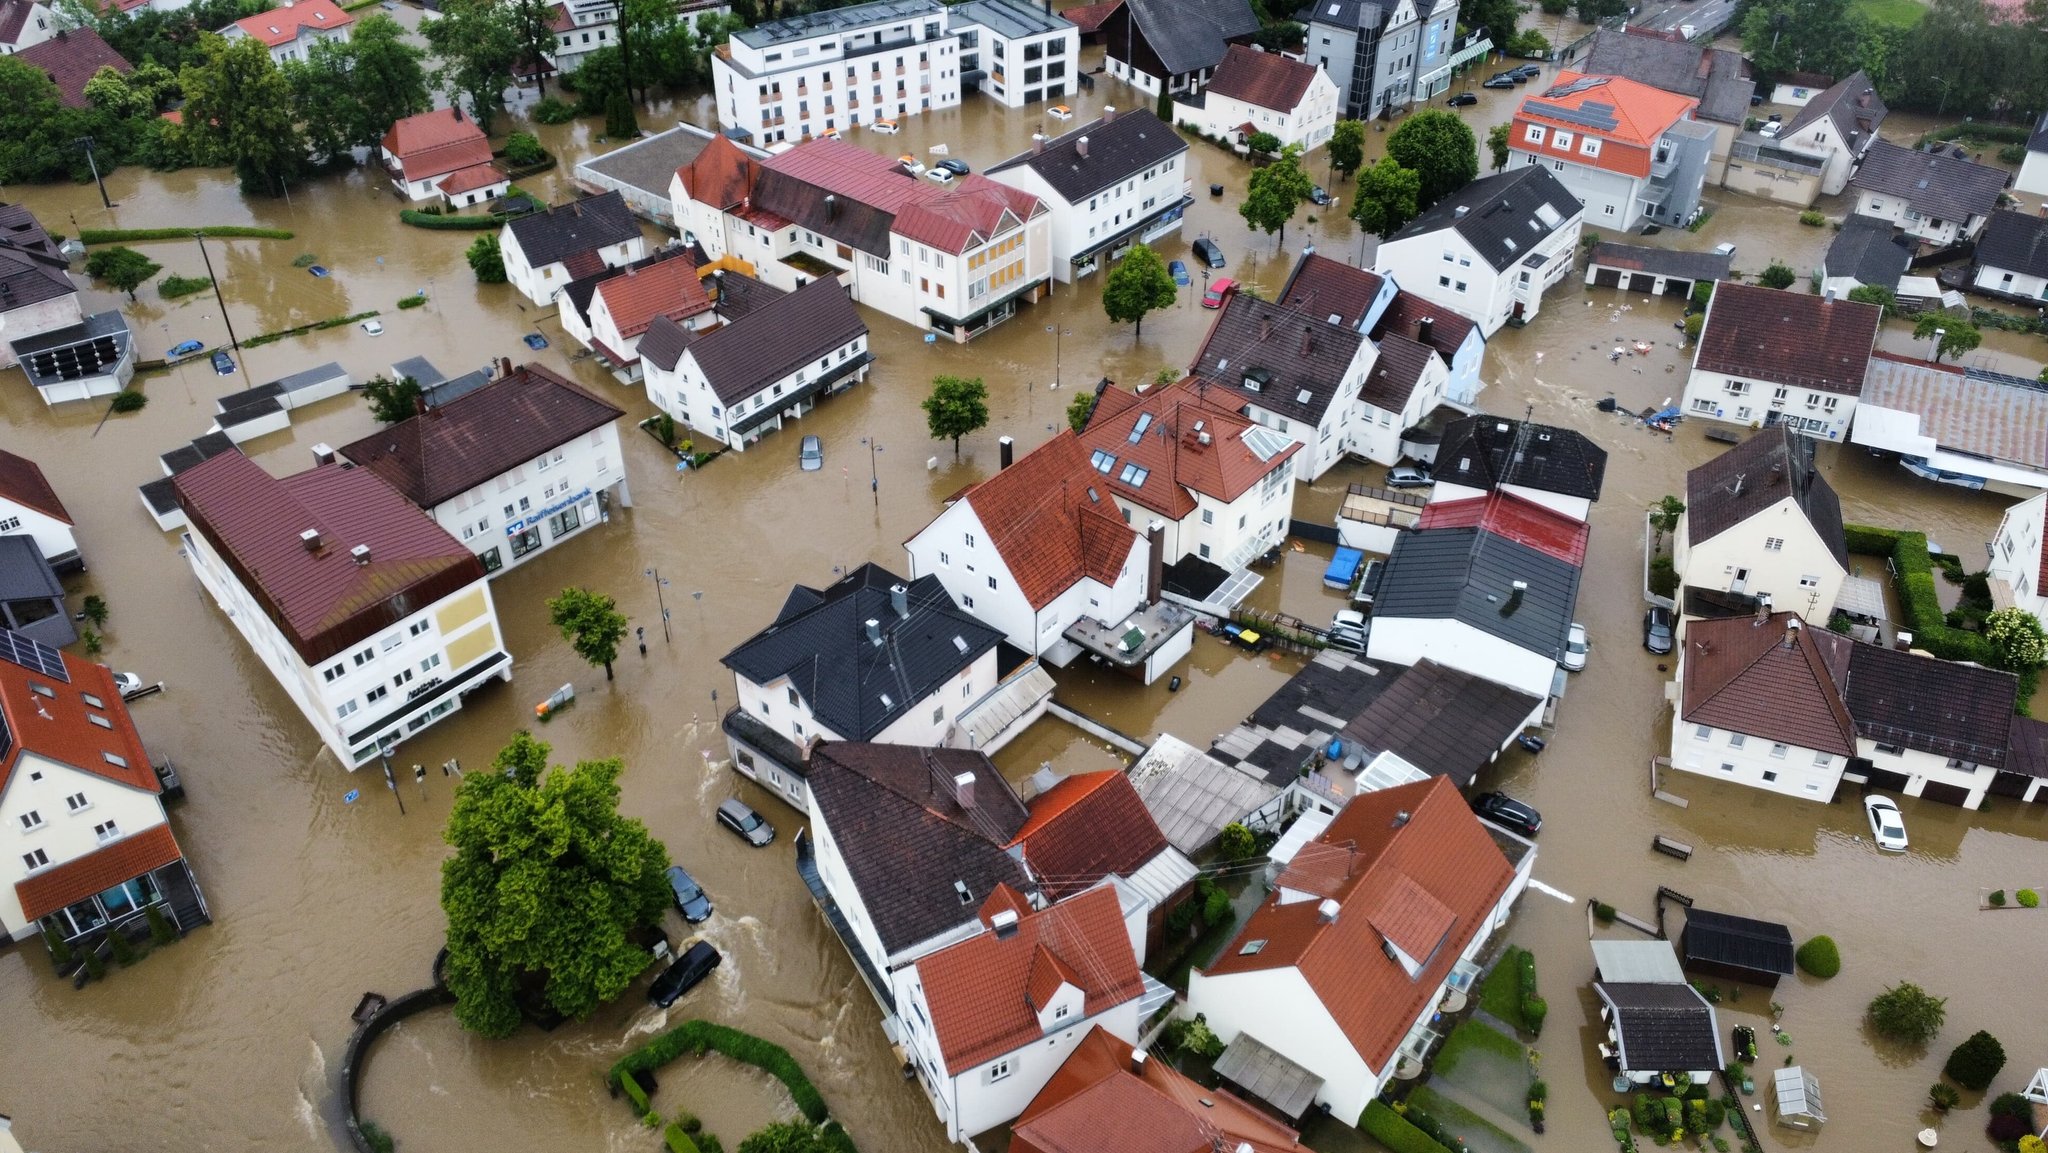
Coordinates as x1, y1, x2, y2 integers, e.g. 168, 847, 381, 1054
1128, 413, 1153, 443
1118, 463, 1149, 487
88, 714, 112, 729
30, 682, 54, 698
82, 693, 103, 708
1091, 449, 1116, 473
1239, 939, 1268, 955
103, 752, 128, 768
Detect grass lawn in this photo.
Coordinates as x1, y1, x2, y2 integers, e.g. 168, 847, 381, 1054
1433, 1019, 1531, 1118
1410, 1085, 1533, 1153
1435, 1018, 1527, 1077
1476, 947, 1532, 1033
1850, 0, 1926, 28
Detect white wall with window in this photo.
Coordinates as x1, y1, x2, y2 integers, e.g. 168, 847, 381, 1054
0, 755, 172, 941
1672, 495, 1845, 626
734, 651, 997, 752
1669, 721, 1846, 801
957, 12, 1078, 108
424, 424, 626, 577
499, 227, 648, 307
1987, 491, 2048, 620
986, 136, 1188, 284
1374, 200, 1581, 339
645, 332, 871, 452
1678, 367, 1856, 441
712, 1, 961, 143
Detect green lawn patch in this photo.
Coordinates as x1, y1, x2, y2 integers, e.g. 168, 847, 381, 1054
1411, 1085, 1534, 1153
1851, 0, 1926, 28
1361, 1100, 1456, 1153
1478, 947, 1538, 1033
158, 274, 214, 299
1433, 1019, 1533, 1117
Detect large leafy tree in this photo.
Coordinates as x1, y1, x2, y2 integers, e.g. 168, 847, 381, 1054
1912, 314, 1981, 363
548, 587, 629, 680
363, 374, 423, 423
506, 0, 559, 96
1349, 155, 1421, 236
286, 38, 359, 160
1984, 607, 2047, 673
179, 32, 306, 195
923, 375, 990, 459
1486, 123, 1511, 172
1102, 243, 1177, 338
344, 14, 432, 146
1327, 119, 1366, 182
0, 58, 78, 183
1240, 142, 1313, 247
467, 233, 508, 283
1458, 0, 1519, 53
85, 247, 162, 300
1741, 0, 1867, 83
441, 732, 671, 1038
1385, 109, 1477, 210
423, 0, 521, 132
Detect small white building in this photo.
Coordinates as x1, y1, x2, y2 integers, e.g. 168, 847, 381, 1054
1173, 44, 1338, 154
171, 451, 513, 770
0, 0, 56, 55
984, 107, 1190, 284
500, 191, 648, 306
578, 252, 713, 379
336, 362, 628, 577
1770, 71, 1886, 198
1675, 426, 1848, 625
2018, 113, 2048, 197
0, 448, 81, 574
1989, 490, 2048, 619
710, 0, 960, 146
379, 108, 506, 207
1679, 282, 1881, 440
949, 0, 1078, 108
1972, 209, 2048, 303
9, 310, 133, 407
1375, 164, 1583, 337
218, 0, 352, 64
1849, 139, 2009, 248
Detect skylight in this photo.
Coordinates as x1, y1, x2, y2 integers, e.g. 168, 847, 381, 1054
1240, 939, 1268, 955
1128, 413, 1153, 443
88, 714, 112, 729
103, 752, 128, 768
1091, 449, 1117, 473
880, 693, 894, 708
82, 693, 103, 708
1118, 463, 1149, 487
953, 635, 969, 654
1296, 388, 1313, 404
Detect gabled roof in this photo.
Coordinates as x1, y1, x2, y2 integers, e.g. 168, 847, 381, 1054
1385, 165, 1581, 273
1062, 0, 1121, 33
1859, 353, 2048, 473
894, 174, 1043, 255
1277, 252, 1384, 330
1295, 0, 1391, 32
2004, 713, 2048, 779
1414, 490, 1590, 565
0, 448, 72, 525
1844, 639, 2015, 767
1372, 521, 1582, 660
16, 823, 184, 922
1823, 213, 1912, 290
1076, 378, 1299, 521
1118, 0, 1259, 75
1371, 290, 1480, 361
1200, 777, 1517, 1070
1683, 424, 1848, 569
804, 742, 1033, 955
1008, 771, 1170, 902
1190, 291, 1367, 426
1585, 240, 1732, 285
381, 108, 492, 181
987, 108, 1188, 204
720, 564, 1001, 742
1679, 614, 1858, 757
755, 136, 936, 255
170, 453, 485, 665
592, 255, 712, 340
15, 28, 131, 108
1433, 415, 1607, 502
915, 888, 1144, 1075
1680, 907, 1795, 976
666, 276, 867, 404
558, 243, 701, 330
1205, 43, 1321, 113
0, 204, 77, 315
1579, 27, 1754, 125
0, 0, 32, 44
337, 363, 623, 509
225, 0, 352, 46
1361, 331, 1436, 415
438, 164, 506, 196
677, 133, 763, 211
0, 626, 161, 800
1015, 1025, 1304, 1153
1518, 70, 1698, 149
942, 431, 1140, 610
505, 191, 641, 269
1851, 139, 2009, 224
1692, 281, 1880, 397
1337, 659, 1543, 789
1596, 982, 1722, 1073
1976, 209, 2048, 281
1784, 69, 1886, 145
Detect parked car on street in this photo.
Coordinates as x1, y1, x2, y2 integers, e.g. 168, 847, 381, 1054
871, 120, 900, 134
1447, 92, 1479, 106
1512, 64, 1543, 79
937, 158, 970, 176
898, 154, 926, 175
1865, 795, 1909, 852
1309, 186, 1332, 206
1202, 277, 1238, 308
648, 940, 721, 1007
1192, 237, 1226, 268
1483, 75, 1515, 89
166, 339, 204, 362
1643, 606, 1674, 654
1047, 105, 1074, 121
664, 864, 713, 923
1386, 465, 1433, 488
1563, 622, 1590, 671
924, 168, 955, 184
799, 435, 824, 471
1472, 791, 1542, 837
716, 798, 775, 847
211, 350, 235, 375
1168, 259, 1191, 286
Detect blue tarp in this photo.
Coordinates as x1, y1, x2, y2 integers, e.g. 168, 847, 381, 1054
1324, 547, 1364, 590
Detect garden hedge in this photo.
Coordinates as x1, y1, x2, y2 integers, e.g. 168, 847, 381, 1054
1795, 935, 1840, 979
1843, 524, 1998, 666
399, 210, 508, 230
79, 226, 293, 243
1361, 1101, 1456, 1153
612, 1020, 829, 1125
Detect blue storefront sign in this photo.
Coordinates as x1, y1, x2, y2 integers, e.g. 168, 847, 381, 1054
505, 487, 591, 536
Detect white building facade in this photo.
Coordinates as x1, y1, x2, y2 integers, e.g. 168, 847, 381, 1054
951, 0, 1079, 108
984, 109, 1190, 284
711, 0, 960, 145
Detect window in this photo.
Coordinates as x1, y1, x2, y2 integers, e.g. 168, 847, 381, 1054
411, 620, 430, 637
22, 848, 48, 871
367, 686, 388, 704
963, 594, 974, 608
988, 1059, 1013, 1083
479, 547, 503, 574
1764, 537, 1784, 551
94, 820, 120, 844
420, 654, 442, 673
0, 516, 18, 532
1720, 762, 1736, 773
1812, 752, 1831, 767
1201, 509, 1214, 524
1799, 575, 1820, 589
1524, 124, 1545, 145
1761, 770, 1779, 783
964, 532, 977, 548
1875, 741, 1904, 755
932, 704, 945, 724
1693, 725, 1710, 741
1580, 137, 1601, 158
1728, 734, 1746, 749
18, 810, 42, 831
65, 792, 88, 812
987, 575, 998, 590
323, 662, 344, 682
1770, 743, 1788, 759
1552, 130, 1573, 151
337, 699, 359, 720
1054, 1003, 1070, 1020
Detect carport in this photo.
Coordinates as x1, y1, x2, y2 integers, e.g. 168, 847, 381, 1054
1584, 242, 1734, 299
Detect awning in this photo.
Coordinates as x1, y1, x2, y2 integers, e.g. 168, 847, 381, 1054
956, 663, 1055, 748
1833, 574, 1889, 621
1214, 1032, 1324, 1120
16, 824, 184, 921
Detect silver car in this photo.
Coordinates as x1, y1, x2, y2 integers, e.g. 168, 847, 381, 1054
716, 798, 775, 847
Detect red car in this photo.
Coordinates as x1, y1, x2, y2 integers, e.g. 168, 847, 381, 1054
1201, 277, 1238, 309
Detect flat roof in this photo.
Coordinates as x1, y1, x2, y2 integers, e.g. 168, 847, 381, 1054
734, 0, 941, 48
950, 0, 1072, 39
1861, 354, 2048, 469
1592, 939, 1688, 984
576, 122, 719, 199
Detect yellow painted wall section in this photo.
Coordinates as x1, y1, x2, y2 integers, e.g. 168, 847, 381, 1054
436, 587, 487, 634
446, 622, 499, 670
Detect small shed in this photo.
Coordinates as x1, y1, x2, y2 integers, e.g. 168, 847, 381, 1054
1584, 242, 1733, 298
1773, 1065, 1826, 1129
1679, 907, 1796, 987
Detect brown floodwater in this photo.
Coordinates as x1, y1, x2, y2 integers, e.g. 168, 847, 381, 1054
2, 32, 2046, 1153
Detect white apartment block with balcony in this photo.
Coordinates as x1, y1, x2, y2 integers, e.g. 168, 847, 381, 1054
950, 0, 1078, 108
712, 0, 960, 146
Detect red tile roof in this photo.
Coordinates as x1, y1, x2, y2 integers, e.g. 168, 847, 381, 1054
895, 175, 1042, 255
947, 431, 1140, 610
0, 630, 160, 800
381, 108, 492, 182
1010, 771, 1171, 901
915, 886, 1144, 1075
1513, 71, 1697, 179
15, 28, 131, 109
763, 135, 939, 215
170, 453, 486, 666
437, 162, 507, 196
1061, 0, 1122, 33
1076, 378, 1300, 521
679, 134, 762, 211
227, 0, 353, 47
1204, 43, 1321, 114
0, 448, 72, 525
1680, 613, 1857, 756
1014, 1026, 1304, 1153
16, 823, 183, 922
1692, 281, 1881, 396
1200, 777, 1517, 1070
593, 255, 712, 341
1415, 490, 1590, 566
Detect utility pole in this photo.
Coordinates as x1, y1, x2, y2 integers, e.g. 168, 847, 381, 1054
195, 232, 254, 388
864, 437, 881, 509
645, 566, 671, 643
76, 137, 113, 210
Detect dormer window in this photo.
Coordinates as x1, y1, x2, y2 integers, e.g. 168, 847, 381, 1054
1242, 367, 1271, 393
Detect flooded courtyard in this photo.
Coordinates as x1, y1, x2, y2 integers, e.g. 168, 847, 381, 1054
2, 28, 2047, 1153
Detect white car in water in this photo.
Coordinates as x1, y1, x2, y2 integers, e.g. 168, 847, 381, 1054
1864, 795, 1908, 852
1562, 622, 1590, 671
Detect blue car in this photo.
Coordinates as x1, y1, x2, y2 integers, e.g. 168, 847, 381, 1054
1169, 259, 1191, 286
166, 339, 204, 362
211, 350, 235, 375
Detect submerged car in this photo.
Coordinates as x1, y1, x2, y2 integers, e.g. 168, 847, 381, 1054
1472, 792, 1542, 837
1865, 795, 1908, 852
1447, 92, 1479, 107
1202, 277, 1238, 308
1387, 465, 1433, 488
716, 798, 775, 847
648, 940, 721, 1007
871, 119, 900, 134
664, 864, 713, 923
1192, 237, 1226, 269
937, 158, 970, 176
799, 435, 823, 472
1563, 622, 1590, 671
1168, 259, 1191, 286
1047, 104, 1074, 121
1483, 75, 1516, 89
1309, 185, 1332, 206
211, 350, 235, 375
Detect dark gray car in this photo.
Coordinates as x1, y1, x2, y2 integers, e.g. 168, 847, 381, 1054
648, 940, 720, 1007
1644, 606, 1675, 655
664, 864, 713, 923
716, 798, 775, 847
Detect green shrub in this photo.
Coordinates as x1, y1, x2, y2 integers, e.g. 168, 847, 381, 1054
107, 930, 139, 967
109, 390, 148, 413
397, 294, 428, 310
1945, 1030, 2006, 1090
1529, 1080, 1547, 1101
698, 1136, 726, 1153
399, 209, 505, 230
1360, 1101, 1454, 1153
1844, 525, 1999, 666
43, 926, 73, 968
1517, 947, 1537, 996
504, 132, 547, 167
1990, 889, 2007, 906
1200, 881, 1232, 926
1798, 211, 1826, 227
612, 1020, 829, 1124
79, 226, 294, 244
1992, 1091, 2033, 1119
359, 1121, 396, 1153
675, 1110, 701, 1134
292, 253, 319, 267
1998, 144, 2029, 164
1794, 935, 1840, 978
1929, 1082, 1962, 1111
1592, 901, 1616, 922
82, 947, 105, 980
621, 1069, 652, 1113
2020, 888, 2040, 907
818, 1122, 857, 1153
146, 906, 177, 946
1521, 994, 1547, 1037
1703, 1098, 1725, 1128
159, 273, 214, 299
663, 1123, 703, 1153
1650, 553, 1679, 596
534, 97, 579, 123
1218, 822, 1257, 861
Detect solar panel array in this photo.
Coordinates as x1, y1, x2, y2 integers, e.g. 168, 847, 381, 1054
1526, 96, 1619, 133
26, 333, 123, 383
0, 628, 70, 683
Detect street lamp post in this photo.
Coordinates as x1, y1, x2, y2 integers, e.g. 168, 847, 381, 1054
644, 567, 671, 643
1931, 327, 1946, 363
1046, 325, 1070, 388
862, 437, 881, 508
75, 137, 113, 210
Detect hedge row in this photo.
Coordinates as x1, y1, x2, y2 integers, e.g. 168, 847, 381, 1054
1842, 523, 1996, 665
243, 309, 381, 348
611, 1020, 829, 1125
80, 226, 293, 243
1361, 1101, 1456, 1153
399, 210, 505, 230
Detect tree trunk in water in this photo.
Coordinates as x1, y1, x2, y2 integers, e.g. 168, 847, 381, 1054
953, 436, 961, 459
1135, 314, 1145, 339
603, 660, 614, 680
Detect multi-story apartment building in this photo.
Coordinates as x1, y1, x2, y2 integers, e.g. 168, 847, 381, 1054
1508, 72, 1714, 231
949, 0, 1078, 108
985, 108, 1189, 284
712, 0, 960, 145
1300, 0, 1458, 117
1375, 164, 1583, 337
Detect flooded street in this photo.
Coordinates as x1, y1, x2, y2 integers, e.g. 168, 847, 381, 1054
3, 29, 2047, 1153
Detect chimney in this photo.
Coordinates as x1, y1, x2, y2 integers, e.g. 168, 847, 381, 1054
889, 582, 909, 619
498, 356, 514, 379
1076, 135, 1090, 159
1317, 898, 1340, 924
1783, 618, 1803, 647
1417, 316, 1435, 345
452, 105, 462, 122
1823, 287, 1836, 301
413, 390, 429, 418
953, 770, 977, 808
825, 193, 838, 220
1300, 324, 1312, 357
992, 908, 1021, 937
311, 442, 336, 467
571, 201, 583, 217
1393, 809, 1411, 828
864, 618, 883, 645
1454, 205, 1470, 218
299, 528, 322, 552
1258, 318, 1272, 342
1131, 1049, 1149, 1076
1102, 105, 1117, 123
801, 735, 820, 763
1146, 521, 1165, 605
350, 544, 372, 566
999, 435, 1014, 469
1031, 133, 1046, 155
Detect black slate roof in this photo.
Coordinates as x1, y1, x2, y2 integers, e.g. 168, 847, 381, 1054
1823, 214, 1912, 291
986, 108, 1188, 203
1580, 28, 1754, 125
1295, 0, 1390, 31
1852, 140, 2008, 226
1373, 525, 1582, 661
1433, 415, 1608, 502
1386, 165, 1581, 273
1976, 210, 2048, 281
2031, 111, 2048, 156
1190, 292, 1366, 427
708, 269, 786, 321
1784, 70, 1886, 147
1338, 659, 1541, 788
668, 277, 867, 404
1844, 641, 2015, 768
1685, 426, 1847, 569
1599, 982, 1722, 1073
2004, 714, 2048, 779
1587, 241, 1732, 284
722, 563, 1001, 742
1361, 331, 1435, 414
1122, 0, 1258, 75
0, 204, 76, 314
1680, 908, 1795, 976
505, 190, 641, 268
804, 742, 1032, 956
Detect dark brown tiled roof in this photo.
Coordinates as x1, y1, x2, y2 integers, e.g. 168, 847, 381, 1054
1371, 290, 1479, 362
0, 447, 72, 524
1008, 771, 1169, 902
506, 191, 641, 269
15, 28, 131, 108
2003, 714, 2048, 779
1844, 640, 2014, 767
1338, 659, 1542, 788
1204, 43, 1320, 113
674, 277, 866, 405
16, 823, 184, 922
1684, 425, 1847, 569
336, 364, 623, 509
1433, 415, 1607, 502
1191, 292, 1367, 427
1851, 139, 2008, 226
1598, 982, 1722, 1073
1693, 282, 1880, 396
1361, 331, 1435, 414
0, 204, 78, 313
1680, 614, 1858, 756
171, 453, 485, 665
1279, 252, 1384, 329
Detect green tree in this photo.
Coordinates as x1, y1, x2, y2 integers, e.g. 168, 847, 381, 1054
548, 587, 628, 680
923, 374, 990, 459
503, 131, 546, 166
467, 233, 507, 283
179, 32, 305, 195
1385, 108, 1478, 209
1349, 155, 1421, 236
1486, 123, 1510, 172
285, 37, 359, 160
1102, 242, 1177, 338
343, 14, 432, 146
507, 0, 559, 96
1065, 389, 1097, 433
1867, 981, 1946, 1044
422, 0, 521, 132
0, 57, 84, 183
1794, 935, 1840, 978
1741, 0, 1867, 84
1913, 314, 1980, 363
363, 374, 423, 423
1984, 607, 2048, 673
1757, 261, 1798, 290
85, 247, 162, 300
604, 86, 640, 139
1218, 822, 1256, 861
84, 63, 152, 118
1943, 1030, 2006, 1091
1574, 0, 1628, 22
1240, 142, 1313, 247
1246, 129, 1280, 155
737, 1122, 832, 1153
1328, 119, 1366, 181
1459, 0, 1519, 49
440, 731, 670, 1038
1845, 283, 1895, 315
565, 44, 626, 111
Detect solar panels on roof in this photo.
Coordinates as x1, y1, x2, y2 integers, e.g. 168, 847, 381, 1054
1526, 99, 1619, 132
0, 628, 69, 682
1543, 75, 1610, 98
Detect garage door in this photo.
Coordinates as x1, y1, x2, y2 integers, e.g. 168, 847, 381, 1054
1593, 267, 1621, 288
1863, 766, 1911, 791
1627, 273, 1657, 294
1918, 780, 1971, 807
1989, 770, 2038, 800
1664, 278, 1691, 298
